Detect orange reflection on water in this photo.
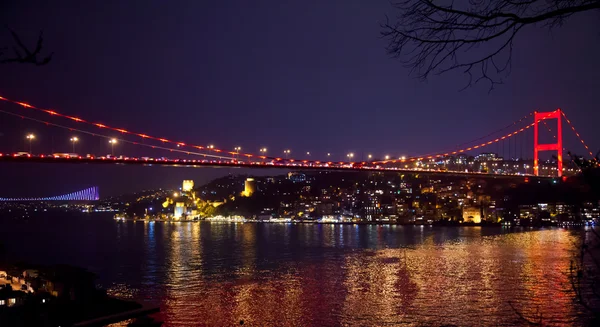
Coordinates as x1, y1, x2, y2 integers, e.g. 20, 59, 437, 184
147, 226, 584, 326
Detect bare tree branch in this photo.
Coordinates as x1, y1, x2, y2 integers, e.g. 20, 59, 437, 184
381, 0, 600, 90
0, 27, 53, 66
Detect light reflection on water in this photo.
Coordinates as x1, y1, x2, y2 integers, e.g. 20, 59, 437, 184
0, 216, 588, 326
111, 222, 585, 326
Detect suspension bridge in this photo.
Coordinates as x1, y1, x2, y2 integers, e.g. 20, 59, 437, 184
0, 95, 595, 178
0, 186, 99, 202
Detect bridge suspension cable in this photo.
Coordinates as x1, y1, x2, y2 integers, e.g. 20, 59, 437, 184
371, 112, 557, 165
413, 112, 534, 160
1, 95, 590, 166
0, 95, 260, 161
0, 108, 237, 160
560, 110, 595, 158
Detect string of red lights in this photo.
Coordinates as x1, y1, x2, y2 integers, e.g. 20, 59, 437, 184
560, 111, 595, 158
0, 94, 571, 166
414, 112, 534, 159
370, 112, 556, 165
0, 108, 236, 160
0, 95, 262, 160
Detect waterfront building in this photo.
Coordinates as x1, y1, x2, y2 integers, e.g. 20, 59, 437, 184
174, 202, 186, 219
462, 206, 482, 223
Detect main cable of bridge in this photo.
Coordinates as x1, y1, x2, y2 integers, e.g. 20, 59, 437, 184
0, 108, 237, 160
561, 110, 595, 158
370, 112, 557, 165
0, 95, 259, 160
0, 94, 571, 166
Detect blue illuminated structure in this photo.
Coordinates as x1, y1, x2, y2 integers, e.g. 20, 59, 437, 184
0, 186, 99, 201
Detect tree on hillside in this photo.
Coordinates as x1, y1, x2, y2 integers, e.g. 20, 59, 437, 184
1, 27, 52, 65
381, 0, 600, 90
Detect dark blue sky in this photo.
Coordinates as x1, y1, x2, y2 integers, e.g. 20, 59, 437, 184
0, 0, 599, 196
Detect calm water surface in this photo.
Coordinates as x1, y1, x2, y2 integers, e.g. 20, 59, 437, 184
0, 213, 589, 326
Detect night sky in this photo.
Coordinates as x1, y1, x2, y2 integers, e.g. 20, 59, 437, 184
0, 1, 599, 197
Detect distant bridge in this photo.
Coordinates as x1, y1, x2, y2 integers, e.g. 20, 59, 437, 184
0, 186, 99, 201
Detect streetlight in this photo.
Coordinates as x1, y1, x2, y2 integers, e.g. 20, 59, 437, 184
306, 151, 310, 156
234, 146, 241, 159
207, 144, 215, 150
109, 138, 117, 156
368, 154, 372, 160
347, 153, 354, 161
327, 153, 331, 157
26, 134, 35, 154
70, 137, 79, 153
384, 155, 390, 160
284, 149, 291, 159
260, 147, 267, 162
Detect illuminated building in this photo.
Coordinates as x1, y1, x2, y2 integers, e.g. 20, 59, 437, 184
182, 180, 194, 192
475, 153, 501, 162
462, 206, 482, 223
287, 172, 306, 182
242, 178, 256, 197
174, 202, 186, 219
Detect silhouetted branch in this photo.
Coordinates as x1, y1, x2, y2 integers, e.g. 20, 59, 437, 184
508, 301, 542, 325
0, 27, 53, 66
381, 0, 600, 90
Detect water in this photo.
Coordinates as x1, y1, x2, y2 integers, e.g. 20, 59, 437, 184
0, 213, 591, 326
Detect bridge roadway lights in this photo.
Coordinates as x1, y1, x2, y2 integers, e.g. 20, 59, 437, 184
0, 153, 555, 181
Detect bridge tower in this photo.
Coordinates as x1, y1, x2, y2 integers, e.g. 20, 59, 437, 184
533, 109, 563, 177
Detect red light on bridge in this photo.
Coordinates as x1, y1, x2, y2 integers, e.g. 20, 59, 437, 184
138, 134, 149, 138
17, 102, 32, 108
116, 128, 128, 133
95, 123, 106, 128
159, 138, 169, 142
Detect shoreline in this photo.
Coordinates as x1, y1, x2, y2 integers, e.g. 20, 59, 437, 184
114, 218, 581, 227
